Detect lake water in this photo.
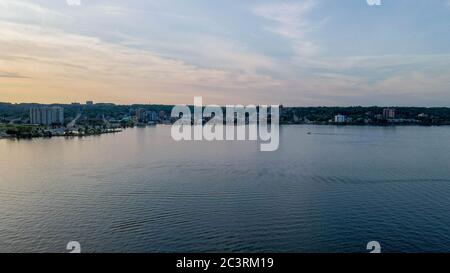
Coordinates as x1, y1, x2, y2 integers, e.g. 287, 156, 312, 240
1, 125, 450, 253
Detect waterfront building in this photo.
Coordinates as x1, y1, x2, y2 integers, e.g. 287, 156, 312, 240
334, 114, 347, 123
148, 111, 157, 122
418, 113, 428, 118
136, 109, 148, 123
29, 107, 64, 125
383, 108, 396, 119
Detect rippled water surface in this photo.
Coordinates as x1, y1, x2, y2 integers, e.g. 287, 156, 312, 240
1, 125, 450, 253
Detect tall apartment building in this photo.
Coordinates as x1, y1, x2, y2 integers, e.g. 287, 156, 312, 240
135, 109, 148, 123
334, 114, 347, 123
383, 108, 396, 119
30, 107, 64, 125
148, 111, 157, 122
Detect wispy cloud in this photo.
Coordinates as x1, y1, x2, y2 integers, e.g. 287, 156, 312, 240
0, 0, 449, 106
0, 21, 280, 104
0, 71, 29, 78
254, 0, 321, 58
0, 0, 67, 24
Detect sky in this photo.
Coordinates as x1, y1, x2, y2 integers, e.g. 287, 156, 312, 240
0, 0, 449, 106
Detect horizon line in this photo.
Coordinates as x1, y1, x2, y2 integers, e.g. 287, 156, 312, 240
1, 101, 450, 109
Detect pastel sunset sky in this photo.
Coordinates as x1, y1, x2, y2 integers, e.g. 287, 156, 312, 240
1, 0, 450, 106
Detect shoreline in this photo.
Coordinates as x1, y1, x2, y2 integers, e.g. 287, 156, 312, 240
0, 128, 122, 140
2, 123, 450, 141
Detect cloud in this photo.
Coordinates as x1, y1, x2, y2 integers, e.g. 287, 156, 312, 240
0, 21, 281, 104
159, 35, 277, 73
0, 71, 29, 78
0, 0, 67, 24
0, 1, 285, 104
100, 6, 131, 16
2, 19, 449, 106
254, 0, 321, 58
251, 1, 450, 106
281, 53, 450, 106
1, 0, 450, 106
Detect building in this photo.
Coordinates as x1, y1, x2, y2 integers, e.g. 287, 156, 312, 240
383, 108, 396, 119
159, 110, 167, 120
86, 101, 94, 106
135, 108, 147, 123
418, 113, 428, 118
375, 114, 383, 120
30, 107, 64, 125
147, 111, 157, 122
334, 114, 347, 123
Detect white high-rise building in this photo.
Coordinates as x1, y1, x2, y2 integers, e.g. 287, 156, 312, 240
30, 107, 64, 125
383, 108, 396, 119
334, 114, 347, 123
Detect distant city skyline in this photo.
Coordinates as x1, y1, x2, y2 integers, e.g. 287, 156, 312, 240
1, 0, 450, 106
